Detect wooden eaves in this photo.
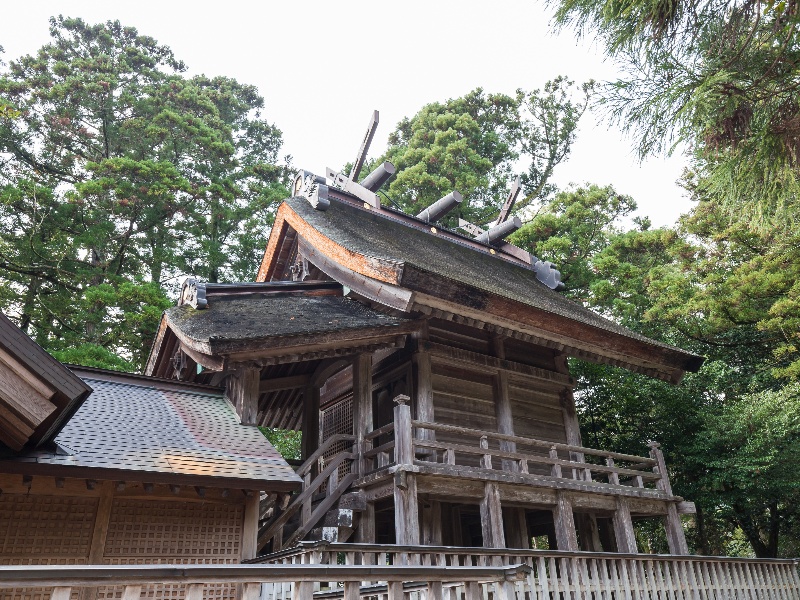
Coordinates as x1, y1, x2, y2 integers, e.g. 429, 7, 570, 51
256, 194, 704, 384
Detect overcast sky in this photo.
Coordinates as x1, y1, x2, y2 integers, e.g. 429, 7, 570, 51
1, 0, 694, 227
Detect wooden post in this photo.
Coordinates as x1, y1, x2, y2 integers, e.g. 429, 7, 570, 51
480, 482, 505, 548
394, 470, 420, 545
356, 501, 376, 545
413, 342, 435, 442
504, 507, 530, 549
664, 502, 689, 555
491, 335, 516, 471
649, 441, 689, 555
553, 491, 579, 551
353, 353, 373, 475
242, 491, 260, 560
82, 482, 114, 600
422, 500, 443, 545
576, 513, 603, 552
226, 366, 261, 425
613, 496, 638, 553
555, 355, 587, 478
301, 383, 320, 461
393, 395, 419, 545
394, 395, 413, 465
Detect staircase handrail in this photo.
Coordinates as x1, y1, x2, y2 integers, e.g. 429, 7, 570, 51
295, 433, 356, 477
260, 450, 354, 547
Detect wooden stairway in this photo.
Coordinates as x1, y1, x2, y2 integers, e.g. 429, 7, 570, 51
258, 434, 361, 552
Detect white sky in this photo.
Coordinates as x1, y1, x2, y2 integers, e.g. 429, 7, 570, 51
1, 0, 694, 227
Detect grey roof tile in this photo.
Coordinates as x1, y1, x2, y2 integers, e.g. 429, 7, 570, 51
0, 376, 301, 489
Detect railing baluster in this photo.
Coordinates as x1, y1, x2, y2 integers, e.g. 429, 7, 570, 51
50, 588, 72, 600
549, 446, 562, 478
185, 583, 204, 600
480, 436, 492, 469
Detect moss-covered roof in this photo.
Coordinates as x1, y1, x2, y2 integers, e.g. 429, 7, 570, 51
285, 197, 700, 365
166, 294, 409, 351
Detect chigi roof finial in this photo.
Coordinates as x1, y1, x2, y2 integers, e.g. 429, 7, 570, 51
292, 110, 564, 291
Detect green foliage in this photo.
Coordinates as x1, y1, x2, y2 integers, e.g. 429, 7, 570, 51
510, 184, 639, 296
379, 79, 593, 225
259, 427, 302, 461
509, 182, 800, 556
551, 0, 800, 228
0, 16, 288, 370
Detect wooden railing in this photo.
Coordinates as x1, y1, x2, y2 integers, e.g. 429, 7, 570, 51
259, 542, 800, 599
362, 399, 669, 495
259, 434, 357, 552
0, 563, 530, 600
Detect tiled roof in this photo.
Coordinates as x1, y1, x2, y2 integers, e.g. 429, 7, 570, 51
0, 372, 301, 491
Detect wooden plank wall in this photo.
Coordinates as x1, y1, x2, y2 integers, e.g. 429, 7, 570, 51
428, 321, 569, 472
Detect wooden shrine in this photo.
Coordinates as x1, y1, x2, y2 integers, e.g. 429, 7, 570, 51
146, 112, 704, 558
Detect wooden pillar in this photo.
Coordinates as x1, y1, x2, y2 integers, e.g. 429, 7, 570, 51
451, 506, 464, 546
393, 396, 419, 545
81, 482, 114, 600
613, 496, 638, 553
664, 503, 689, 555
353, 353, 373, 475
504, 507, 529, 548
394, 471, 419, 545
648, 440, 689, 555
554, 354, 582, 447
480, 482, 505, 548
422, 500, 443, 545
226, 366, 261, 425
413, 341, 434, 442
301, 383, 320, 461
576, 513, 603, 552
490, 335, 516, 472
553, 491, 578, 551
356, 501, 376, 547
242, 492, 260, 560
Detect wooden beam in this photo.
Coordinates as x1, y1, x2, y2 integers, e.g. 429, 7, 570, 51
260, 374, 312, 393
491, 335, 517, 473
225, 366, 261, 425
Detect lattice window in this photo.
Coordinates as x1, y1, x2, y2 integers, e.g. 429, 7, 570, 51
321, 396, 353, 480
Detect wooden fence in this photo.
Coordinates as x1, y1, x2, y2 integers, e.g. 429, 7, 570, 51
257, 541, 800, 599
0, 563, 528, 600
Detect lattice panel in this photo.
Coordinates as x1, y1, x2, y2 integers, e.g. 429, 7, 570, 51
321, 397, 353, 480
0, 494, 95, 600
97, 499, 244, 600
